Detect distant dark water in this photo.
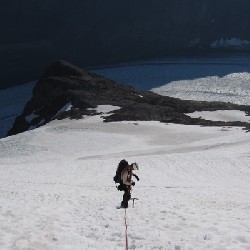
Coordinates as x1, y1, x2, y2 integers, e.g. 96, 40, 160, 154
91, 54, 250, 90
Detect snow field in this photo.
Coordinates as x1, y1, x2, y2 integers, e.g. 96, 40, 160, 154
0, 106, 250, 249
151, 73, 250, 105
1, 55, 250, 249
187, 110, 250, 123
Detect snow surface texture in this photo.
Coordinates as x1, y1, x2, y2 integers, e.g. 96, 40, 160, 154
93, 56, 250, 105
0, 104, 250, 250
0, 82, 35, 138
187, 110, 250, 123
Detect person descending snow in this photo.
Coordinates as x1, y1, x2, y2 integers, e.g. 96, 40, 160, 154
114, 160, 139, 208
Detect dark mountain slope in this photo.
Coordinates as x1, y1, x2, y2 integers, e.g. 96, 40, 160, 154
8, 61, 250, 136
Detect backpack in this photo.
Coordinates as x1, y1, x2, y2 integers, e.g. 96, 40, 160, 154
113, 159, 128, 183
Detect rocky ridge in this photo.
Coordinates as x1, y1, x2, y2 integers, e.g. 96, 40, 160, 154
8, 60, 250, 136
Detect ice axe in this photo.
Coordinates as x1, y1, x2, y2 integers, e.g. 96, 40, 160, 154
131, 198, 139, 208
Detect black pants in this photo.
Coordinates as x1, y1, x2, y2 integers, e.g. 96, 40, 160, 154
119, 183, 131, 208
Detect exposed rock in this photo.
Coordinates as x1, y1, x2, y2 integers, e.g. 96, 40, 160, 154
1, 1, 250, 88
8, 60, 250, 136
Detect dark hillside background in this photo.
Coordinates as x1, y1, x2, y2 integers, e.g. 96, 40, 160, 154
1, 0, 250, 89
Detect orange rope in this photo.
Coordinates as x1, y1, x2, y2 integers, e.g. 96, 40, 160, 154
124, 208, 129, 250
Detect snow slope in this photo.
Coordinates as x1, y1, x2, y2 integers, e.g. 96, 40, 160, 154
0, 106, 250, 250
0, 56, 250, 249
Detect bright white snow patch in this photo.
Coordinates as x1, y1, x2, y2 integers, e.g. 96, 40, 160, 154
83, 105, 121, 123
187, 110, 250, 122
88, 105, 121, 114
151, 72, 250, 105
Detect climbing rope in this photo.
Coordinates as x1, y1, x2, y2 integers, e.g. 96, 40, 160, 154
124, 208, 129, 250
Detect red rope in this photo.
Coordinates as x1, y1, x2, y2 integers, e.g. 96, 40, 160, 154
124, 208, 129, 250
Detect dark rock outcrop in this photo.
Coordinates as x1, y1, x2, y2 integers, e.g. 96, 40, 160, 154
8, 60, 250, 136
1, 0, 250, 89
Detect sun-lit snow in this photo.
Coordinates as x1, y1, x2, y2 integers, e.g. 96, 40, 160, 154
88, 105, 121, 114
151, 73, 250, 105
187, 110, 250, 123
0, 56, 250, 249
0, 104, 250, 249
